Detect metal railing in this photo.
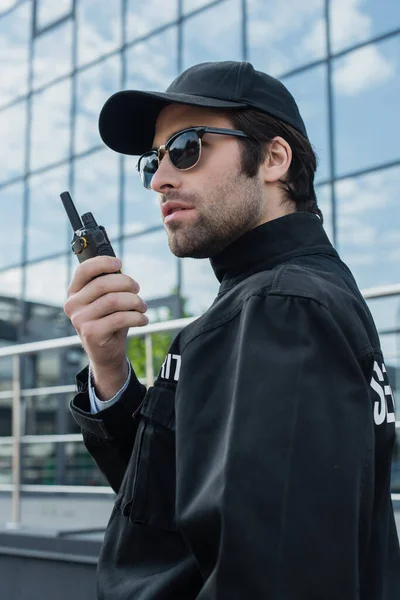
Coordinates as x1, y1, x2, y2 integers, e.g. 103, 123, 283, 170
0, 284, 399, 528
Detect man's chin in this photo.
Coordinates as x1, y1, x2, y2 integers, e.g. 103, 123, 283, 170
166, 231, 210, 259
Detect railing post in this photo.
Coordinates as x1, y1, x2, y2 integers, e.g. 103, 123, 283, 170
145, 334, 154, 387
8, 354, 22, 528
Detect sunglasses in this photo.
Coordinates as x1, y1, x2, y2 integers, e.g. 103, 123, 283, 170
136, 126, 250, 190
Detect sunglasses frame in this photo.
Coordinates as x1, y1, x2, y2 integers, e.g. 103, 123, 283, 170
136, 126, 250, 189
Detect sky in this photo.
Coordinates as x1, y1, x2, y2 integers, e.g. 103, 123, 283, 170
0, 0, 399, 359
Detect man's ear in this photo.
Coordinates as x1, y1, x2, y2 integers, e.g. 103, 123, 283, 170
260, 136, 292, 183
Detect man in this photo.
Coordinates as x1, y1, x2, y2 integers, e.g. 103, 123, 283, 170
65, 61, 400, 599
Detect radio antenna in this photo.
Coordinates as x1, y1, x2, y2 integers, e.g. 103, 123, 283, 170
60, 191, 83, 232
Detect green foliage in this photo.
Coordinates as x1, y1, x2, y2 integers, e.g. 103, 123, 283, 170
126, 332, 173, 379
126, 291, 191, 379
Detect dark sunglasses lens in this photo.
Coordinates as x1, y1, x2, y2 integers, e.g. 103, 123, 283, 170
139, 153, 158, 189
169, 131, 200, 170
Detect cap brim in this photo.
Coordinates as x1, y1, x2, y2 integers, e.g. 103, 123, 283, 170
98, 90, 248, 155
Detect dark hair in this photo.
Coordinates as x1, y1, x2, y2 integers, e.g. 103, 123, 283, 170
229, 108, 323, 224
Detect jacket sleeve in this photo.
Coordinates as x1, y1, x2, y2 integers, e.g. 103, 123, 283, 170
177, 293, 375, 600
70, 364, 146, 493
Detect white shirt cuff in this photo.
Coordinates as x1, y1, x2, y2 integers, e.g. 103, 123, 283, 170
88, 358, 132, 414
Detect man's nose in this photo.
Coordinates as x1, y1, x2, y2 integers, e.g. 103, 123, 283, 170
151, 153, 182, 193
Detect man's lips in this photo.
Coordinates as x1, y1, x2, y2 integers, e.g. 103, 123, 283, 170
161, 201, 194, 219
161, 201, 194, 218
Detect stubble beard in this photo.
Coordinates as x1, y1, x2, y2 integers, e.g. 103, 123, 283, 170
165, 171, 264, 259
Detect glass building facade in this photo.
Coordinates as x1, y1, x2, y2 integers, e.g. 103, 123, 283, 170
0, 0, 399, 489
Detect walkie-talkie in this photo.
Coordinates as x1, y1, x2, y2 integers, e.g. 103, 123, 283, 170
60, 191, 120, 269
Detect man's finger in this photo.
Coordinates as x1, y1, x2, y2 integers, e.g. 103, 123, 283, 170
67, 256, 122, 295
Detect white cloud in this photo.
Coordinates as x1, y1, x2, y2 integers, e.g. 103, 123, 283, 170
337, 170, 396, 217
36, 0, 72, 29
0, 2, 30, 105
33, 20, 73, 89
0, 0, 17, 13
76, 1, 121, 66
334, 44, 395, 97
247, 0, 322, 74
126, 0, 177, 40
330, 0, 371, 52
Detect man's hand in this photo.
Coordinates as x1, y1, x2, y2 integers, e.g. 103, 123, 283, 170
64, 256, 148, 400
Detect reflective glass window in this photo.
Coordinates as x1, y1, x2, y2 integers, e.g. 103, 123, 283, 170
123, 230, 177, 301
0, 100, 27, 184
183, 0, 215, 13
316, 184, 333, 244
75, 54, 121, 154
33, 19, 73, 89
182, 0, 242, 69
36, 0, 73, 30
0, 182, 23, 267
25, 256, 68, 307
0, 2, 31, 105
27, 165, 69, 261
364, 296, 400, 368
392, 428, 400, 494
337, 165, 400, 291
0, 267, 22, 300
124, 156, 163, 235
126, 0, 177, 41
283, 65, 329, 183
30, 79, 71, 171
333, 37, 400, 176
125, 27, 178, 91
181, 257, 218, 316
330, 0, 400, 54
73, 150, 120, 243
0, 1, 18, 14
77, 0, 122, 67
247, 0, 325, 77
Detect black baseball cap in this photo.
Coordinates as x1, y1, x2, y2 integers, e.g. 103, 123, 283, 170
99, 61, 308, 156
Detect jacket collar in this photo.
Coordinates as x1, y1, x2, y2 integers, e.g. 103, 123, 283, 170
210, 212, 338, 292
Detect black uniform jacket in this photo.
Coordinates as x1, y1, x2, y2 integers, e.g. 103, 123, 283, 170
71, 212, 400, 599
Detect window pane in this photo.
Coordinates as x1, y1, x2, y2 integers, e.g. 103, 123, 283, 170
30, 79, 71, 171
337, 165, 400, 291
182, 0, 242, 69
28, 165, 69, 261
75, 54, 121, 153
333, 37, 400, 176
392, 428, 400, 494
330, 0, 400, 54
247, 0, 325, 77
124, 157, 162, 235
183, 0, 215, 13
0, 2, 31, 105
316, 184, 333, 244
0, 182, 23, 267
33, 19, 73, 89
27, 303, 70, 342
0, 1, 18, 14
0, 267, 22, 300
283, 65, 329, 183
0, 100, 27, 184
364, 297, 399, 344
182, 257, 218, 316
73, 150, 120, 243
123, 231, 177, 301
126, 0, 177, 41
77, 0, 122, 66
125, 27, 178, 91
25, 256, 68, 307
36, 0, 73, 30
